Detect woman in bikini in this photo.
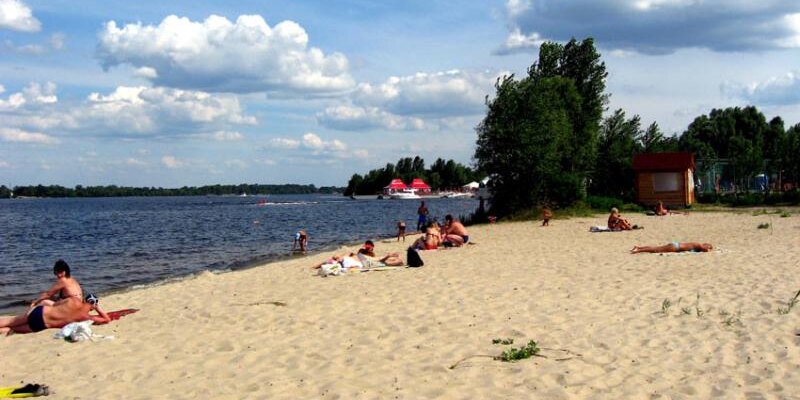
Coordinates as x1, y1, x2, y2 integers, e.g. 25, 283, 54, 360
30, 260, 83, 308
630, 242, 713, 254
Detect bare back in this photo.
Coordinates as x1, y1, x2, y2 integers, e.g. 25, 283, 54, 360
447, 221, 468, 236
42, 297, 91, 329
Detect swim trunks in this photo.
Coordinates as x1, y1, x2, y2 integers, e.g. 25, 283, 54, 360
461, 235, 469, 244
27, 305, 46, 332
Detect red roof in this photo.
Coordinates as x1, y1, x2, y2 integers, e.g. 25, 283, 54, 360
632, 152, 695, 171
409, 178, 431, 189
385, 179, 407, 189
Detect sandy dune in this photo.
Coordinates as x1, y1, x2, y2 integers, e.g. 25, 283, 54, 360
2, 211, 799, 399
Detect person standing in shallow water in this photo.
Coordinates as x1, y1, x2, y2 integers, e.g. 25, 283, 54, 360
416, 201, 429, 232
292, 230, 308, 252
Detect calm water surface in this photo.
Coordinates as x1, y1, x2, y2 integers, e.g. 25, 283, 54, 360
0, 195, 478, 312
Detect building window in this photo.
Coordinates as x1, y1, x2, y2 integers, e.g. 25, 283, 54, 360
653, 172, 681, 192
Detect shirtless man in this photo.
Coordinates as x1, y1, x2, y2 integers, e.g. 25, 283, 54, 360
630, 242, 713, 254
31, 259, 83, 307
443, 214, 469, 246
416, 201, 429, 232
0, 293, 110, 335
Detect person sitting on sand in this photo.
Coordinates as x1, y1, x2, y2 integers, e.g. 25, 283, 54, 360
541, 207, 552, 226
630, 242, 713, 254
30, 259, 83, 308
0, 293, 110, 335
654, 200, 687, 216
411, 222, 441, 250
357, 241, 404, 267
292, 230, 308, 252
443, 214, 469, 247
608, 208, 640, 230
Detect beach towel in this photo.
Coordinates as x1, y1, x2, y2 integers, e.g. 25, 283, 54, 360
93, 309, 139, 325
590, 226, 613, 232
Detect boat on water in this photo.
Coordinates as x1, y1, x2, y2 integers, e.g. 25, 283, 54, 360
388, 188, 421, 199
440, 191, 473, 199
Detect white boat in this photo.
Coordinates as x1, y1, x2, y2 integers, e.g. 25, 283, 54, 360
440, 192, 473, 198
388, 188, 421, 199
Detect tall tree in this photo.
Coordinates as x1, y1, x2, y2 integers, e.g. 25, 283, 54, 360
475, 38, 607, 214
592, 109, 643, 200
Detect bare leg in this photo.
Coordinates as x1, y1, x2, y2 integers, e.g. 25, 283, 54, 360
445, 234, 465, 246
631, 244, 676, 254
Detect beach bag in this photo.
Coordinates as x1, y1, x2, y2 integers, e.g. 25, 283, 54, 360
406, 247, 424, 268
318, 263, 343, 277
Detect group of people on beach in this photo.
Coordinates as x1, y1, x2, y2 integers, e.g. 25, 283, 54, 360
0, 260, 109, 335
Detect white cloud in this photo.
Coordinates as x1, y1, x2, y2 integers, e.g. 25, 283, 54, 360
0, 81, 57, 109
0, 127, 58, 144
265, 132, 366, 163
224, 159, 247, 169
125, 157, 147, 166
0, 159, 10, 167
0, 0, 40, 32
210, 130, 243, 141
268, 137, 300, 149
75, 86, 255, 135
96, 14, 354, 95
723, 70, 800, 106
161, 155, 183, 168
501, 0, 800, 54
49, 33, 65, 50
317, 105, 425, 131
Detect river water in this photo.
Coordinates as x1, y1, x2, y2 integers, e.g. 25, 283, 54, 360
0, 194, 479, 312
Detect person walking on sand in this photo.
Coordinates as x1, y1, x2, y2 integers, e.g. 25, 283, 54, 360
292, 230, 308, 252
30, 259, 83, 308
0, 293, 110, 335
416, 201, 429, 232
630, 242, 713, 254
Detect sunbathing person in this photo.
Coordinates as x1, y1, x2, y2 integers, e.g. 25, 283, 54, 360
443, 214, 469, 246
630, 242, 713, 254
356, 240, 404, 267
654, 200, 688, 216
312, 254, 363, 271
31, 259, 83, 308
0, 293, 110, 335
608, 208, 640, 230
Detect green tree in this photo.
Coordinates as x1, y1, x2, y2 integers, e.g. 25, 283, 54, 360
592, 109, 643, 200
475, 38, 607, 214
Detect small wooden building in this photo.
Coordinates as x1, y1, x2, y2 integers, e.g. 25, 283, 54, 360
632, 152, 695, 207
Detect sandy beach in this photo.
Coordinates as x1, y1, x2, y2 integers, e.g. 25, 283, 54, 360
2, 211, 799, 399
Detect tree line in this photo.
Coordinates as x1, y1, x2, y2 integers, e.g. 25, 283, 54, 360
0, 184, 344, 198
474, 38, 800, 216
344, 156, 482, 196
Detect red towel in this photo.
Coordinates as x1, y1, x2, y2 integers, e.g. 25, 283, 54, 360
95, 308, 139, 325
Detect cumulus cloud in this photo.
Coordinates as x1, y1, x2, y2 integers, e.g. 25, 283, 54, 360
0, 0, 40, 32
96, 14, 354, 95
0, 81, 57, 110
500, 0, 800, 54
722, 70, 800, 106
161, 155, 184, 168
78, 86, 256, 135
265, 132, 367, 162
317, 105, 425, 131
0, 127, 58, 144
317, 69, 501, 131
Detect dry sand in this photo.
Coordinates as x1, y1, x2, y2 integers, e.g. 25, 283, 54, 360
2, 211, 799, 399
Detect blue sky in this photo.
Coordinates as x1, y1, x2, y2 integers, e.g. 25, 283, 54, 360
1, 0, 799, 187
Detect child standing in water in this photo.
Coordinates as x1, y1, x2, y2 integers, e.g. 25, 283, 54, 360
397, 221, 406, 242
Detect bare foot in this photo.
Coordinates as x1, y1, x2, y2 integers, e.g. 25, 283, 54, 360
630, 246, 640, 254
